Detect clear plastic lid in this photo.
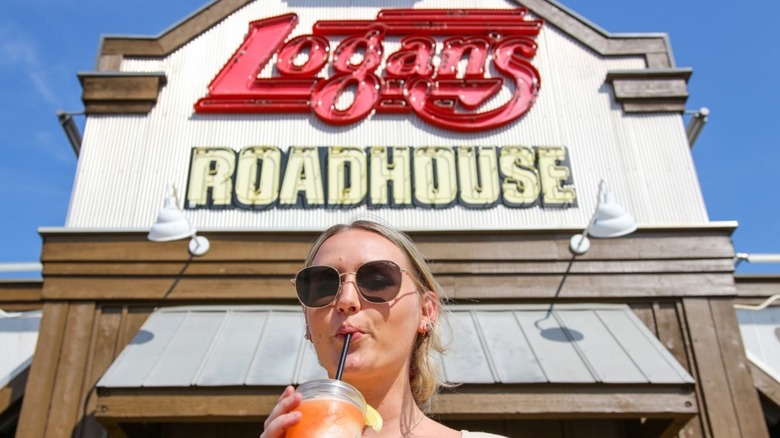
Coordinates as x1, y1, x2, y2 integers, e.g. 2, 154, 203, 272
296, 379, 367, 414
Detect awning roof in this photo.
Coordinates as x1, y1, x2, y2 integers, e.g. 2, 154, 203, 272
0, 310, 41, 389
98, 304, 693, 388
737, 306, 780, 382
737, 306, 780, 406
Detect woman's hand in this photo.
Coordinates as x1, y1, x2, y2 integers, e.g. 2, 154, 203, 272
259, 385, 302, 438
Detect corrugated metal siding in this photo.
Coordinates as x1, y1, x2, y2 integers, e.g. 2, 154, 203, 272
737, 307, 780, 384
97, 304, 693, 388
0, 310, 41, 388
68, 0, 708, 230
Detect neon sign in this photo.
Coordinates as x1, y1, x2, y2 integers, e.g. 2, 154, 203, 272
184, 145, 576, 210
194, 9, 543, 131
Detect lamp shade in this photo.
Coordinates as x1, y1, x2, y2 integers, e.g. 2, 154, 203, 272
148, 195, 196, 242
588, 190, 637, 238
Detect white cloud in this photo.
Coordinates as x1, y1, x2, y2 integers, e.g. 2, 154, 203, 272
0, 24, 60, 106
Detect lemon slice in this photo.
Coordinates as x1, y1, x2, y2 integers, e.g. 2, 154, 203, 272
365, 405, 383, 432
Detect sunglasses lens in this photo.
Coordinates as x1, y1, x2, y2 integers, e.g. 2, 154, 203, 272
356, 260, 403, 303
296, 266, 340, 307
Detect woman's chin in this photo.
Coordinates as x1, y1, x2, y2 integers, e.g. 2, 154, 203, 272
330, 356, 369, 379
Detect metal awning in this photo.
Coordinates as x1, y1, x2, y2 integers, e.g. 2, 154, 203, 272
737, 306, 780, 407
0, 310, 41, 389
0, 310, 41, 414
737, 306, 780, 382
98, 304, 693, 388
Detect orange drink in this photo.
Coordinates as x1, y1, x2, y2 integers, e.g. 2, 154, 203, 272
287, 397, 365, 437
286, 379, 367, 438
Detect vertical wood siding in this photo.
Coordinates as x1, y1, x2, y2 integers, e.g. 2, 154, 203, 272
16, 304, 153, 438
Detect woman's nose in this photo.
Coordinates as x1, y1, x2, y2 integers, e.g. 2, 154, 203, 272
335, 278, 361, 314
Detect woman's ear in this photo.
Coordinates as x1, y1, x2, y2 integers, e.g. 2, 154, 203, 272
418, 289, 438, 333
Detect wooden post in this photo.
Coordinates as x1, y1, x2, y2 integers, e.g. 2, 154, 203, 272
683, 298, 769, 437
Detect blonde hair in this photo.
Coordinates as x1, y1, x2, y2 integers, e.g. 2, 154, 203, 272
303, 219, 449, 412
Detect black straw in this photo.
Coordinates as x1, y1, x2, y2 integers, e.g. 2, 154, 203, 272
335, 333, 352, 380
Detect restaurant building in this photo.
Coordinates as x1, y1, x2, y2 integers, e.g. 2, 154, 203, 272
1, 0, 779, 437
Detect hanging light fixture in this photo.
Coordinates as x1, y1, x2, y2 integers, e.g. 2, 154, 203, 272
57, 110, 83, 157
148, 185, 210, 256
685, 107, 710, 148
569, 180, 637, 255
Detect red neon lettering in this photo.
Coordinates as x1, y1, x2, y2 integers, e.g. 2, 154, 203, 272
377, 79, 411, 113
194, 14, 316, 113
437, 37, 491, 79
312, 29, 384, 125
407, 37, 540, 131
194, 9, 544, 131
384, 35, 435, 78
276, 34, 330, 77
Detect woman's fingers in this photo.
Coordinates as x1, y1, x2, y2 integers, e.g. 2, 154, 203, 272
259, 386, 302, 438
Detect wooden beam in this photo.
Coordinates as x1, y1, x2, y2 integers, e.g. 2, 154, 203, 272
685, 298, 739, 436
35, 229, 739, 301
38, 271, 736, 301
39, 228, 737, 263
650, 302, 690, 372
79, 73, 167, 115
116, 306, 155, 351
621, 100, 686, 113
612, 78, 688, 100
45, 302, 97, 438
434, 386, 698, 419
95, 389, 282, 422
515, 0, 673, 68
15, 303, 70, 438
41, 277, 296, 301
734, 275, 780, 297
74, 306, 124, 438
40, 258, 735, 277
709, 299, 770, 437
90, 0, 678, 73
0, 280, 42, 304
42, 261, 303, 276
97, 0, 254, 61
675, 301, 709, 436
683, 298, 744, 437
443, 272, 735, 299
606, 69, 692, 113
94, 385, 697, 422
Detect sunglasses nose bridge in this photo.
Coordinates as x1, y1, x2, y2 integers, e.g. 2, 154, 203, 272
337, 271, 360, 293
333, 272, 363, 309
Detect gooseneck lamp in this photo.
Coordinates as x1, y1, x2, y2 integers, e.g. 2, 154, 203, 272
569, 180, 637, 255
148, 185, 210, 256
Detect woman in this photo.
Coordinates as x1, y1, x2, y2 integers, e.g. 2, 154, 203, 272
261, 220, 506, 438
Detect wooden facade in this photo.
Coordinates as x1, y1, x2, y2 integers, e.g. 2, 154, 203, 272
5, 226, 770, 437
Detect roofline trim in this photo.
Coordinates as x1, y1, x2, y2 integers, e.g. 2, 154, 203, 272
93, 0, 679, 70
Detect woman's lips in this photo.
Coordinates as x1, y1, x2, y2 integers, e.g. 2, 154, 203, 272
336, 326, 363, 342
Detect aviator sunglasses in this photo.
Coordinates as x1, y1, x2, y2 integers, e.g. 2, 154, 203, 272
291, 260, 416, 308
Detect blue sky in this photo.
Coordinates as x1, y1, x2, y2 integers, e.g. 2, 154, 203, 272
0, 0, 778, 277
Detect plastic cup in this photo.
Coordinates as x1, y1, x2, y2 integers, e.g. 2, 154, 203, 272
286, 379, 366, 438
